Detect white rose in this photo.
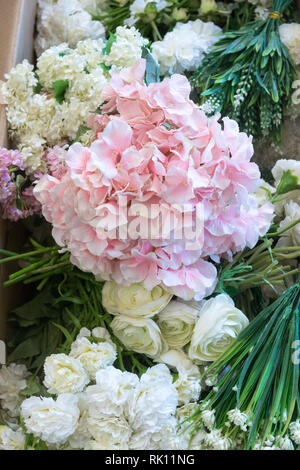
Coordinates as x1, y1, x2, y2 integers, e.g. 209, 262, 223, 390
277, 200, 300, 247
189, 294, 249, 363
70, 336, 117, 379
44, 354, 90, 394
21, 394, 80, 444
157, 300, 198, 348
111, 315, 167, 358
0, 364, 30, 417
102, 280, 172, 318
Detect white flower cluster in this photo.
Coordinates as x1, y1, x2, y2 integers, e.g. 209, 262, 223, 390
17, 363, 181, 450
0, 327, 202, 450
43, 328, 117, 395
3, 27, 146, 173
105, 26, 148, 72
151, 20, 223, 76
35, 0, 106, 56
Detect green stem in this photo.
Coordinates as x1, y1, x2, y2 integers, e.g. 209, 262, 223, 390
0, 246, 59, 264
268, 217, 300, 237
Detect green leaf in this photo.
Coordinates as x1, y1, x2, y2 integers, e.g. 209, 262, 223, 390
276, 54, 283, 74
271, 76, 279, 102
34, 73, 42, 94
72, 125, 91, 144
276, 170, 300, 195
53, 323, 73, 344
99, 63, 111, 73
53, 79, 69, 104
142, 47, 160, 85
19, 376, 47, 398
103, 32, 117, 55
8, 336, 41, 362
254, 71, 270, 95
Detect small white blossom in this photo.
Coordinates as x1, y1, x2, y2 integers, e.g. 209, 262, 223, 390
201, 409, 215, 430
278, 436, 294, 450
204, 429, 232, 450
289, 420, 300, 445
227, 408, 249, 431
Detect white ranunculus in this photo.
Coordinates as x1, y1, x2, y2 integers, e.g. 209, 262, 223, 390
272, 159, 300, 186
70, 336, 117, 379
0, 364, 30, 417
279, 23, 300, 66
277, 200, 300, 247
21, 394, 80, 445
189, 294, 249, 363
0, 427, 26, 450
157, 300, 198, 348
43, 354, 90, 394
102, 280, 172, 318
111, 315, 167, 358
254, 180, 275, 207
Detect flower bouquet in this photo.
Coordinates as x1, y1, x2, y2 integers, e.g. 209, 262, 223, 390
0, 0, 299, 451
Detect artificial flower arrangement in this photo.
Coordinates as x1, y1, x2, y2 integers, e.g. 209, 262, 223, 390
0, 0, 300, 451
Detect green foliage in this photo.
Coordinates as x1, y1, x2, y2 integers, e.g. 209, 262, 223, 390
102, 32, 117, 55
52, 79, 69, 104
95, 0, 256, 42
142, 47, 160, 85
72, 125, 91, 144
1, 240, 156, 377
276, 170, 300, 195
191, 0, 296, 143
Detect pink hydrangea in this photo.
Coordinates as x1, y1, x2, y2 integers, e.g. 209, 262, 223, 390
34, 60, 274, 300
